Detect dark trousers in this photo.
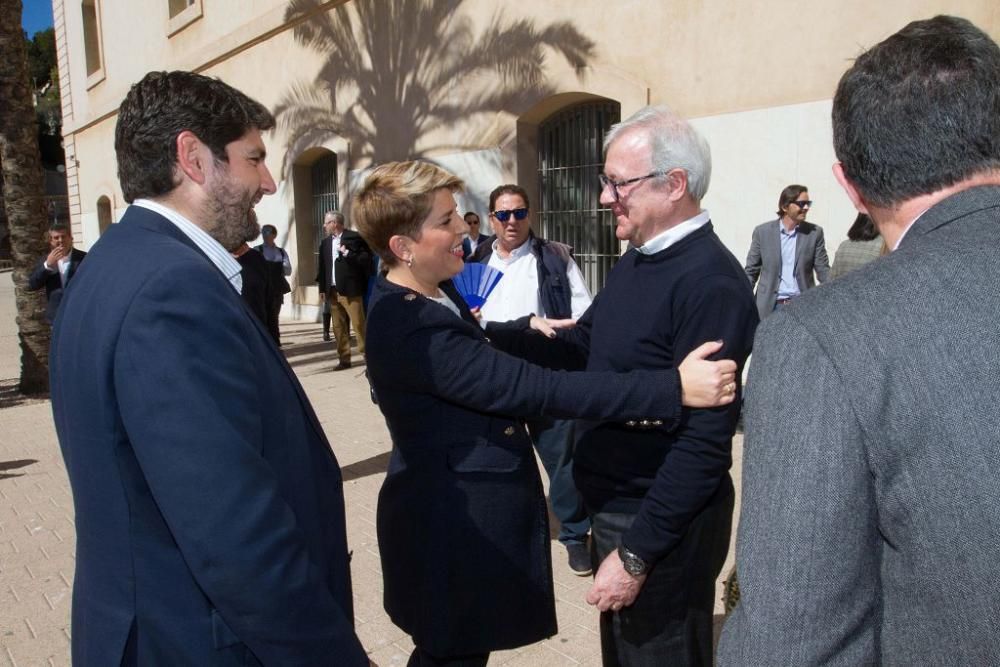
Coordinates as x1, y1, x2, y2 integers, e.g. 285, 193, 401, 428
588, 478, 734, 667
265, 296, 282, 345
407, 647, 489, 667
526, 417, 590, 544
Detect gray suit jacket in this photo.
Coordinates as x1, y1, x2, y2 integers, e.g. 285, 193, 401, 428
744, 219, 830, 320
718, 185, 1000, 665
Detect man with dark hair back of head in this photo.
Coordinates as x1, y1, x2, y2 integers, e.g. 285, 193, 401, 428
50, 70, 366, 666
27, 223, 87, 323
720, 16, 1000, 665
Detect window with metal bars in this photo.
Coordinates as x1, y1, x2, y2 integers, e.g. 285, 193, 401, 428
311, 152, 339, 264
537, 101, 621, 294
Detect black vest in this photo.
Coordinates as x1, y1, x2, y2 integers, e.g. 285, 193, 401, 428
470, 233, 574, 319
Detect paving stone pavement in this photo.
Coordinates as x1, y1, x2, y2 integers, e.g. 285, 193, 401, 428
0, 270, 742, 666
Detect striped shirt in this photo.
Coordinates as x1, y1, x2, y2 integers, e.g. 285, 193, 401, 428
133, 199, 243, 294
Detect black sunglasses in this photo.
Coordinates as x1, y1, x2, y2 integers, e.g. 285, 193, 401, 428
491, 208, 529, 223
790, 200, 813, 208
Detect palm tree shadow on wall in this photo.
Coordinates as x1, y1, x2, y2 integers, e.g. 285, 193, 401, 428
275, 0, 596, 175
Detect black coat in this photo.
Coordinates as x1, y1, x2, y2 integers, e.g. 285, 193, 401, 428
28, 247, 87, 323
236, 247, 271, 327
365, 276, 685, 656
316, 230, 372, 297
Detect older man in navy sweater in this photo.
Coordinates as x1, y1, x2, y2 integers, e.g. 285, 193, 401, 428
562, 106, 757, 666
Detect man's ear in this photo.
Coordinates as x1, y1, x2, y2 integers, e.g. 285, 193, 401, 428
175, 130, 210, 185
832, 162, 870, 215
665, 168, 689, 202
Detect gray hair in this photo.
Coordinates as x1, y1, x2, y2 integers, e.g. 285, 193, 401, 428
603, 106, 712, 201
324, 210, 345, 225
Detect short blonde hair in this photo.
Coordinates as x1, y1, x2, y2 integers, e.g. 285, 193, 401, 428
353, 161, 465, 267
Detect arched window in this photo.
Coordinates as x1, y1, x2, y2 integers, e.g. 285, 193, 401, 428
292, 150, 340, 288
311, 152, 338, 261
97, 196, 112, 235
537, 101, 620, 294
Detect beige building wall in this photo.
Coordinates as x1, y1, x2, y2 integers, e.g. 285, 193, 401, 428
53, 0, 1000, 317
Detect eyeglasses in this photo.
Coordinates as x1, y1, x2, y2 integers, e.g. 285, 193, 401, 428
790, 200, 813, 209
598, 172, 665, 202
491, 208, 529, 223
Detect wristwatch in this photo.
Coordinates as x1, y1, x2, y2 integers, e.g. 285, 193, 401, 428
617, 543, 649, 577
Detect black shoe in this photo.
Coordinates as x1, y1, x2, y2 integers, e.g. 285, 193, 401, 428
323, 334, 331, 342
336, 360, 352, 371
566, 542, 592, 576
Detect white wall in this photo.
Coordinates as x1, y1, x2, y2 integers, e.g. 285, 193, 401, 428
694, 99, 857, 267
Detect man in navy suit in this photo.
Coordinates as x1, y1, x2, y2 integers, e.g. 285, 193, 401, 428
49, 71, 366, 666
27, 223, 86, 323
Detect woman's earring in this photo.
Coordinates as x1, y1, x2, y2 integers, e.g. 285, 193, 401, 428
406, 257, 413, 268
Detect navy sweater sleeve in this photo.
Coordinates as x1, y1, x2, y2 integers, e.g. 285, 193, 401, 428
623, 271, 756, 562
571, 228, 757, 565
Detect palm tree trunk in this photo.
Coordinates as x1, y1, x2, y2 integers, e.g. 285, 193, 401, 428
0, 0, 52, 395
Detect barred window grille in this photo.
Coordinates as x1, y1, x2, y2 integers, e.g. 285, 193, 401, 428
312, 153, 339, 265
537, 101, 621, 294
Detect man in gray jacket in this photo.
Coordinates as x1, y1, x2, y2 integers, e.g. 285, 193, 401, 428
744, 184, 830, 320
719, 15, 1000, 666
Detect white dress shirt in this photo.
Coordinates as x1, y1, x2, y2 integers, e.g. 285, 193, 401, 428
329, 234, 342, 287
133, 199, 243, 293
44, 254, 73, 286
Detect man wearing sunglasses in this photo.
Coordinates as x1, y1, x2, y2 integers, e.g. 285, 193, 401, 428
460, 211, 489, 261
744, 184, 830, 320
470, 183, 595, 576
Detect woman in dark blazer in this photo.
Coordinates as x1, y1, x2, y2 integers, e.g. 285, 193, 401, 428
352, 161, 738, 667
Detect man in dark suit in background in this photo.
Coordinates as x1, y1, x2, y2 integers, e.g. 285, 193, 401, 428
744, 184, 830, 320
720, 15, 1000, 665
28, 223, 86, 323
461, 211, 489, 261
232, 238, 270, 329
254, 223, 292, 346
316, 210, 372, 369
49, 70, 366, 666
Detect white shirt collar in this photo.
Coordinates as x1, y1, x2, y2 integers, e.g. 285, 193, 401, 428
892, 207, 930, 250
635, 209, 712, 255
133, 199, 243, 293
490, 236, 532, 262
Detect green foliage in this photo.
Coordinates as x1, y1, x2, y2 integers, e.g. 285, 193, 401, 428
22, 28, 62, 144
26, 27, 56, 90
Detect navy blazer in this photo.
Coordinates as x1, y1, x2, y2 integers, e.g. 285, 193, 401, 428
28, 247, 87, 323
50, 206, 366, 666
365, 276, 684, 656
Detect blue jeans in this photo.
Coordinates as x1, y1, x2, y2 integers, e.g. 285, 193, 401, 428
526, 418, 590, 544
588, 477, 734, 667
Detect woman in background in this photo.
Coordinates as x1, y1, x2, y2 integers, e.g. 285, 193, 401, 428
831, 212, 886, 279
353, 161, 737, 667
